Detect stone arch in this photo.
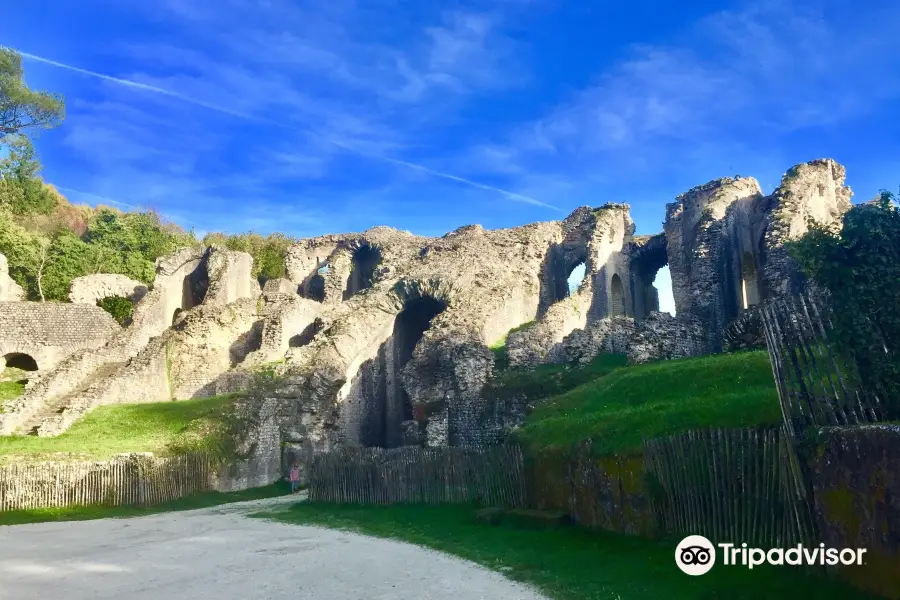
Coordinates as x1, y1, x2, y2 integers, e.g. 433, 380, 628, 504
741, 252, 760, 309
610, 274, 626, 317
172, 308, 184, 325
539, 242, 589, 316
3, 352, 38, 371
343, 244, 382, 300
303, 269, 327, 302
346, 290, 448, 450
627, 233, 669, 320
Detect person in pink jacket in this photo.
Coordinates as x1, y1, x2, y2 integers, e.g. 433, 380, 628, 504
289, 463, 301, 493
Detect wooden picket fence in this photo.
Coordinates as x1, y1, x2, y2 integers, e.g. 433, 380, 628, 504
0, 452, 215, 512
643, 427, 817, 547
308, 444, 527, 507
759, 291, 882, 436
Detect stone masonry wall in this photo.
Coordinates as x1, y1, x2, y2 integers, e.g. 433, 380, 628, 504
0, 302, 120, 372
68, 274, 148, 305
762, 159, 853, 298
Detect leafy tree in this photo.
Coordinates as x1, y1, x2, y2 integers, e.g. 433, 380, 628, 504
788, 190, 900, 416
0, 134, 58, 214
0, 48, 65, 137
84, 208, 197, 284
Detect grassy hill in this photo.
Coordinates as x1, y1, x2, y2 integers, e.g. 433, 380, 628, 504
0, 395, 235, 463
514, 350, 781, 456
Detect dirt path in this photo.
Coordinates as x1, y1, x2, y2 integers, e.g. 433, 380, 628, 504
0, 495, 546, 600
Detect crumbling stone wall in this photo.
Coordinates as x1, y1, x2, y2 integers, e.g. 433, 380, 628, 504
664, 176, 765, 352
68, 274, 148, 305
508, 206, 633, 368
806, 425, 900, 599
203, 248, 260, 306
761, 159, 853, 298
0, 253, 25, 301
0, 158, 860, 449
663, 158, 852, 352
0, 246, 266, 436
556, 312, 705, 366
0, 302, 120, 373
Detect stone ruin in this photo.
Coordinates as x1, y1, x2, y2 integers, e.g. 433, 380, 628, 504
0, 159, 853, 458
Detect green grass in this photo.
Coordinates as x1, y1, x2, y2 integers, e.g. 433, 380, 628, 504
489, 320, 537, 369
0, 481, 291, 526
0, 395, 236, 462
0, 380, 25, 404
517, 350, 781, 455
260, 503, 878, 600
487, 353, 628, 404
0, 367, 28, 410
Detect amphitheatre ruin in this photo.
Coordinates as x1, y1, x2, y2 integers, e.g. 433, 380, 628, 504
0, 158, 852, 472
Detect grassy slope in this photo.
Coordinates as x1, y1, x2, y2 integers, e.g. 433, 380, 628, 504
487, 353, 628, 404
517, 350, 782, 455
0, 395, 234, 462
262, 503, 877, 600
0, 380, 24, 405
0, 482, 291, 526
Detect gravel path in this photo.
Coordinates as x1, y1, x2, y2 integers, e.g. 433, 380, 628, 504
0, 495, 547, 600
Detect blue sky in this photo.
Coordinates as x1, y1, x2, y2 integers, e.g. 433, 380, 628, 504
4, 0, 900, 314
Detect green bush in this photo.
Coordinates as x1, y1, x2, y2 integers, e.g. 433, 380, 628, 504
788, 191, 900, 416
202, 231, 296, 284
98, 296, 134, 325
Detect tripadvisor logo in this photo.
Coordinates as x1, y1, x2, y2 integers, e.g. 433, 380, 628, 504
675, 535, 716, 575
675, 535, 868, 575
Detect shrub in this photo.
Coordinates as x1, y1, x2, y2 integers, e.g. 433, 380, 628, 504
788, 190, 900, 416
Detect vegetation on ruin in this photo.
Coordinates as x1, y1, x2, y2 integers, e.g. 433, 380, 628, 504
0, 367, 27, 410
0, 481, 290, 526
515, 350, 781, 455
261, 503, 878, 600
0, 394, 238, 462
202, 231, 296, 285
788, 190, 900, 417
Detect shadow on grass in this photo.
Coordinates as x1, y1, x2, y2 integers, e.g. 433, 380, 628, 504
255, 502, 880, 600
0, 481, 292, 526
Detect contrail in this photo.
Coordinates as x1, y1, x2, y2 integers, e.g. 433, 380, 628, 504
20, 50, 558, 210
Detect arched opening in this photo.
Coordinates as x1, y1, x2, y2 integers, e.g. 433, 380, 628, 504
3, 353, 38, 372
539, 242, 589, 316
653, 266, 676, 316
182, 267, 208, 311
741, 252, 760, 309
172, 308, 184, 325
610, 274, 625, 317
353, 295, 447, 449
343, 245, 382, 300
301, 264, 327, 302
567, 262, 587, 296
628, 233, 669, 320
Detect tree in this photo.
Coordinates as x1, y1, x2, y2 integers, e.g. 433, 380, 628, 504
0, 134, 58, 214
0, 47, 64, 137
788, 190, 900, 416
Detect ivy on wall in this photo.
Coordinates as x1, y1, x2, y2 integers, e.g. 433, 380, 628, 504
788, 190, 900, 416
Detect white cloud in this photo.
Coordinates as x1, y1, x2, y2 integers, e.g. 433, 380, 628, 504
465, 0, 900, 183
